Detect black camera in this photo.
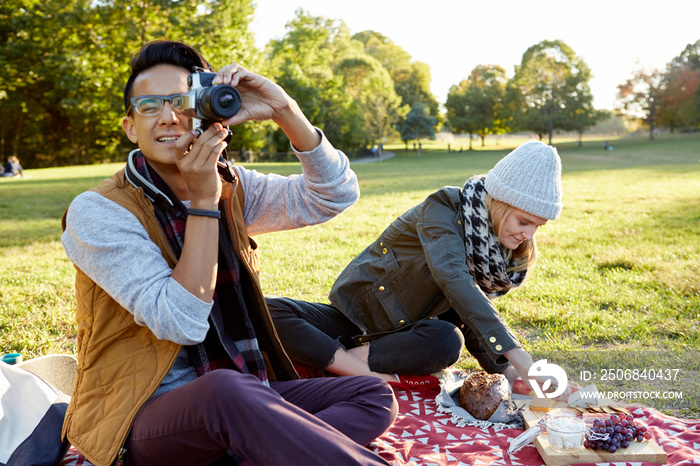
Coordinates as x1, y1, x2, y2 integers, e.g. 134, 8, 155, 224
178, 69, 242, 132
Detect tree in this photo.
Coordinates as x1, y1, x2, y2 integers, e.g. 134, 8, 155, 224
445, 80, 475, 149
335, 55, 407, 148
352, 30, 411, 71
265, 10, 366, 153
1, 0, 96, 166
657, 65, 700, 131
353, 31, 440, 131
562, 84, 607, 146
396, 102, 436, 149
508, 40, 594, 144
445, 65, 507, 149
392, 62, 440, 119
266, 14, 410, 154
662, 39, 700, 130
616, 64, 664, 140
669, 39, 700, 72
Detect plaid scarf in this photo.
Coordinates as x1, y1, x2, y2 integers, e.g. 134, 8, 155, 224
132, 151, 268, 385
459, 175, 527, 298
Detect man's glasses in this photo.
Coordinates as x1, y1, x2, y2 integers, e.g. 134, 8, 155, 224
128, 94, 185, 116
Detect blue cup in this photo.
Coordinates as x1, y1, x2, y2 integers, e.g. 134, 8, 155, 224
1, 353, 23, 365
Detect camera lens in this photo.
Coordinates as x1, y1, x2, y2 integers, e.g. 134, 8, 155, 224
199, 84, 241, 120
217, 92, 235, 109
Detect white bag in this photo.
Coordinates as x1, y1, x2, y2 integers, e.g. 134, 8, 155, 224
0, 360, 71, 466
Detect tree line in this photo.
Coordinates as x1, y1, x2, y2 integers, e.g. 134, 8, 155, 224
1, 1, 698, 168
445, 39, 700, 147
446, 40, 602, 149
2, 1, 436, 167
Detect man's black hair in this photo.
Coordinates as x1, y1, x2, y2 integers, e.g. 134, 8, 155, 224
123, 40, 211, 115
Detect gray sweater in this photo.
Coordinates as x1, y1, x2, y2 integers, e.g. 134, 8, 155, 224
62, 130, 359, 393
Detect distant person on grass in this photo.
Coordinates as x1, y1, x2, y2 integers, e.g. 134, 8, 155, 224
1, 155, 23, 177
268, 141, 573, 399
61, 40, 397, 466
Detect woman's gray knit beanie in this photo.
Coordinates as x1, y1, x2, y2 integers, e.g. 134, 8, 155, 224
484, 140, 563, 220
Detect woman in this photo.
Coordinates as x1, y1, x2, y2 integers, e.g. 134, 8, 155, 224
268, 140, 570, 398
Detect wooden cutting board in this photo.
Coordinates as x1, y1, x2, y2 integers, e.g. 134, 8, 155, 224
523, 405, 667, 466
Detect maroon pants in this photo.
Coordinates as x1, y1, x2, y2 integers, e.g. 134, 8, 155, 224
124, 371, 397, 465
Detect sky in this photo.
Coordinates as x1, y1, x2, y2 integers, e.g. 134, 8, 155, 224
249, 0, 700, 110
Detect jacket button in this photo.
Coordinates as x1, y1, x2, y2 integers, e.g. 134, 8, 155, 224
398, 320, 405, 325
379, 286, 385, 291
379, 242, 383, 246
458, 220, 462, 224
489, 336, 497, 343
382, 247, 387, 254
495, 345, 502, 351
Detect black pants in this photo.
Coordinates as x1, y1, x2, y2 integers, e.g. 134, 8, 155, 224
266, 296, 465, 375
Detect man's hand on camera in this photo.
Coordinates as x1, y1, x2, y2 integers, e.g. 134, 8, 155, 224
214, 63, 292, 126
214, 63, 320, 151
174, 124, 228, 205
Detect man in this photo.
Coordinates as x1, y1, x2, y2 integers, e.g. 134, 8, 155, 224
61, 40, 397, 466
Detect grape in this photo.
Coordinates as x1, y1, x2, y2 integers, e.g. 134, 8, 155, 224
585, 413, 650, 451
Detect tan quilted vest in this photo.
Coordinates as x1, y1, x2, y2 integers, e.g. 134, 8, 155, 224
61, 168, 295, 466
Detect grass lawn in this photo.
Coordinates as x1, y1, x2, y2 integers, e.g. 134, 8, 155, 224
1, 132, 698, 418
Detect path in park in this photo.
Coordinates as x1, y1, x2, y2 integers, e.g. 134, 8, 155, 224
350, 151, 396, 164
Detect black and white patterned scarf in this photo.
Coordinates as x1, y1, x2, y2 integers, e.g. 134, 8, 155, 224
459, 175, 527, 298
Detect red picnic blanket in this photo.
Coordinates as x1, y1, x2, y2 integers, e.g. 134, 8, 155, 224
61, 388, 700, 465
371, 388, 700, 465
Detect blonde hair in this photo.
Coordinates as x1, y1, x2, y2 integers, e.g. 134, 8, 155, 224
485, 194, 537, 273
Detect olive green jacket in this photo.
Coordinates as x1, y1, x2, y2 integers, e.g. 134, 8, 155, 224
329, 187, 521, 368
